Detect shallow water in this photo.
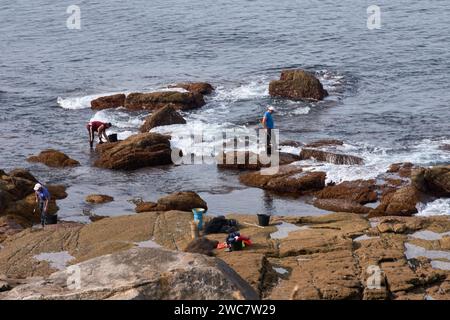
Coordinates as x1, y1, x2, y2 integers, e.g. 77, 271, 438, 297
1, 0, 449, 220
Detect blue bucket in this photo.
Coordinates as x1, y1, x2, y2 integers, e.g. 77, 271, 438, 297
192, 208, 206, 230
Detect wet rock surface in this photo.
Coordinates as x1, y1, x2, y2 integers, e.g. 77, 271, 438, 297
27, 149, 80, 168
168, 82, 214, 95
124, 91, 205, 111
139, 105, 186, 133
269, 69, 328, 101
90, 94, 126, 110
299, 148, 364, 165
94, 133, 173, 170
239, 166, 326, 194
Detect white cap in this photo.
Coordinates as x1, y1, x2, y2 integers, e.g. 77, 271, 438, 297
268, 106, 275, 111
33, 183, 42, 191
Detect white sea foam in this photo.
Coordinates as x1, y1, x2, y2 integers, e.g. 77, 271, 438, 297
417, 198, 450, 216
302, 138, 450, 184
56, 87, 187, 110
57, 93, 121, 110
90, 109, 144, 129
213, 79, 269, 102
152, 121, 261, 157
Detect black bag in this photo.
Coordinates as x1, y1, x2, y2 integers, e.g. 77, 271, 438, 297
204, 216, 238, 235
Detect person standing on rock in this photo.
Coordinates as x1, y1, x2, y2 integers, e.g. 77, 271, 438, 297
34, 183, 51, 228
86, 121, 112, 148
262, 106, 275, 155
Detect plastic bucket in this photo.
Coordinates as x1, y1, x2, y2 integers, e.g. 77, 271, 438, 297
257, 214, 270, 227
108, 134, 118, 142
46, 214, 58, 225
192, 208, 206, 230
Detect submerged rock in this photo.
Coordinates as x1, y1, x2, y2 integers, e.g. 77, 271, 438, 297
139, 105, 186, 133
85, 194, 114, 204
94, 133, 172, 170
1, 247, 258, 300
299, 148, 364, 165
124, 91, 205, 111
269, 69, 328, 101
27, 149, 80, 168
168, 82, 214, 95
90, 94, 126, 110
136, 191, 207, 212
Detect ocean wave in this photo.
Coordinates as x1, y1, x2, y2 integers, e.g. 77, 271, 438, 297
90, 109, 145, 129
213, 78, 270, 102
56, 87, 188, 110
299, 138, 450, 184
417, 199, 450, 216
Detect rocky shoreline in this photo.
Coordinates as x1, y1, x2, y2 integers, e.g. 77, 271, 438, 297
0, 208, 449, 300
1, 72, 449, 300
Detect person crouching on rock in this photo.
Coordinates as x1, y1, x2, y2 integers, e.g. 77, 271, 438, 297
34, 183, 51, 228
86, 121, 112, 148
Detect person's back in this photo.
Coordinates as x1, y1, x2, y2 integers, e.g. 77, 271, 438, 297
89, 121, 105, 132
263, 110, 274, 129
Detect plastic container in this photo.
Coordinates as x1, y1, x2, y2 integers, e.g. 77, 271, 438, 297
257, 214, 271, 227
192, 208, 206, 230
108, 133, 118, 142
46, 214, 58, 225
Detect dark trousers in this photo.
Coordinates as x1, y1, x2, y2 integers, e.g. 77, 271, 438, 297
39, 201, 47, 226
266, 129, 272, 155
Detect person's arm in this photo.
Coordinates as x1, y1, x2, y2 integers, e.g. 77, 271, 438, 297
35, 192, 39, 203
43, 198, 49, 213
262, 115, 268, 129
101, 127, 110, 143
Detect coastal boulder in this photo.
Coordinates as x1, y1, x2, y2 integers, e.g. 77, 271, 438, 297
315, 180, 378, 204
373, 186, 420, 217
90, 94, 126, 110
269, 69, 328, 101
139, 105, 186, 133
136, 191, 207, 212
412, 166, 450, 197
1, 247, 258, 300
124, 91, 205, 111
299, 148, 364, 165
169, 82, 214, 95
94, 133, 173, 170
0, 169, 62, 224
27, 149, 80, 168
239, 166, 326, 194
